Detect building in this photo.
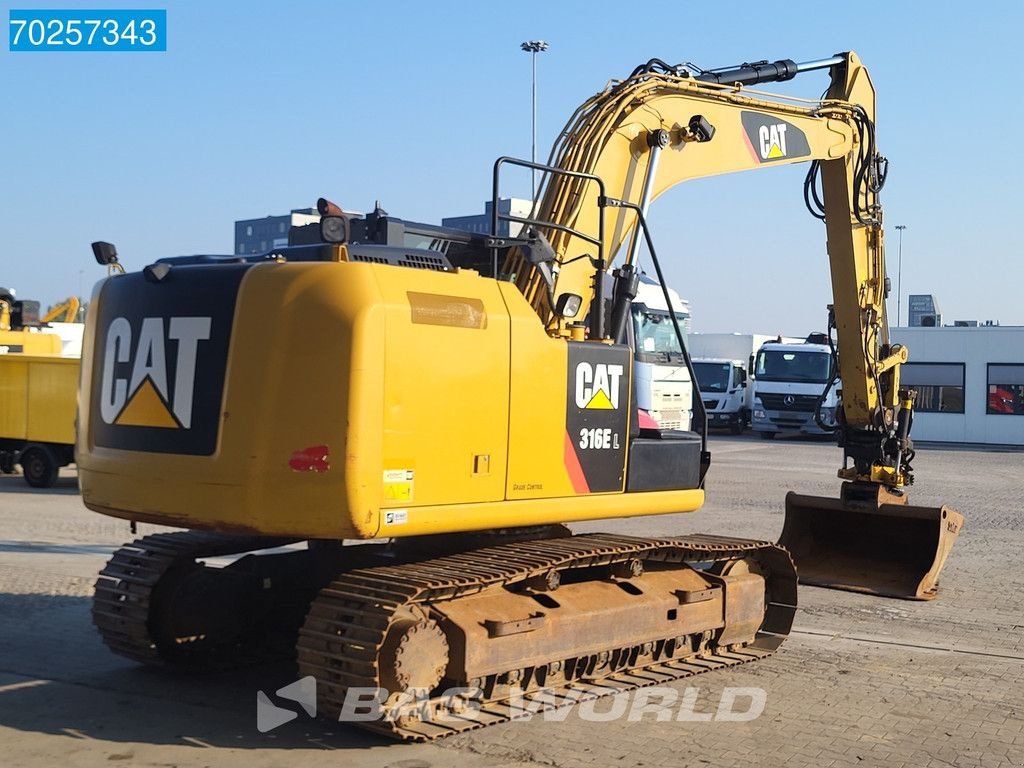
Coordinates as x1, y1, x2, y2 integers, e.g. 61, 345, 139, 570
907, 294, 942, 327
442, 198, 533, 237
892, 326, 1024, 445
234, 208, 320, 255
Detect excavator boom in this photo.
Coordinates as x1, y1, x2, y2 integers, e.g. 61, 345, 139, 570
498, 51, 962, 599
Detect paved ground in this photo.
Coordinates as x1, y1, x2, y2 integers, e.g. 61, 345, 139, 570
1, 434, 1022, 767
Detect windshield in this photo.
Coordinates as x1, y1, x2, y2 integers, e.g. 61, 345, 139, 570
755, 349, 832, 383
632, 308, 686, 357
693, 362, 731, 392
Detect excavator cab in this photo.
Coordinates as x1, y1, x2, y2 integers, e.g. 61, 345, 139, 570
780, 482, 964, 600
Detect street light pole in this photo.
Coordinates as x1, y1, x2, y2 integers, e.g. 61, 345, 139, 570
894, 224, 907, 326
520, 40, 548, 201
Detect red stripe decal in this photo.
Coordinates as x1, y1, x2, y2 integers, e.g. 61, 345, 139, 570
563, 431, 590, 494
741, 127, 762, 163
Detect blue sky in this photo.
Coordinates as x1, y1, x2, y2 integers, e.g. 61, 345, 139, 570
3, 0, 1021, 334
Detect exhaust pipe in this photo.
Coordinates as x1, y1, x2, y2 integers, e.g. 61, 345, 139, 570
779, 482, 963, 600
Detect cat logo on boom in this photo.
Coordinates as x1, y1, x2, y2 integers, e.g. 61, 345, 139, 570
759, 123, 788, 159
740, 111, 811, 164
575, 362, 624, 410
99, 316, 212, 429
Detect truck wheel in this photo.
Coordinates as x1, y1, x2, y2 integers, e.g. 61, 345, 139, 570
21, 446, 58, 488
759, 431, 776, 440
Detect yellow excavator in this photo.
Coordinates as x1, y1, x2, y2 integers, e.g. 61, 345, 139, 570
79, 51, 961, 740
1, 289, 63, 355
1, 291, 81, 351
42, 296, 81, 324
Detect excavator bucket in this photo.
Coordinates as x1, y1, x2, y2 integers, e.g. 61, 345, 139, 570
779, 484, 963, 600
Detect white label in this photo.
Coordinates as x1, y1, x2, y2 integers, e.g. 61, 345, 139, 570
383, 509, 408, 526
383, 469, 414, 482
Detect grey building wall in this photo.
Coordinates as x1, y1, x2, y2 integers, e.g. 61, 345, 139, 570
235, 208, 319, 255
442, 198, 533, 237
892, 326, 1024, 444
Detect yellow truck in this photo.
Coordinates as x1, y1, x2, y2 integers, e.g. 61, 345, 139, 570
0, 353, 78, 486
0, 289, 83, 486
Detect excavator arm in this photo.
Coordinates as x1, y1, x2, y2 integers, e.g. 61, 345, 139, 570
42, 296, 81, 324
502, 51, 962, 598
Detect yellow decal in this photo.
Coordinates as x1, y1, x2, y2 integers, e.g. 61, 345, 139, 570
383, 469, 414, 502
114, 378, 180, 428
584, 388, 615, 410
408, 292, 487, 329
384, 483, 412, 501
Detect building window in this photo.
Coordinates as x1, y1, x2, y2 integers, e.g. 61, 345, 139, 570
987, 364, 1024, 415
279, 222, 286, 233
246, 225, 253, 236
901, 363, 965, 413
238, 244, 245, 254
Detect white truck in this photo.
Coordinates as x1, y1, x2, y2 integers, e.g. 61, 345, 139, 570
630, 275, 693, 431
687, 334, 793, 433
750, 336, 839, 438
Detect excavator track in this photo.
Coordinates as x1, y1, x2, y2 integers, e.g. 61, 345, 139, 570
297, 532, 796, 741
92, 526, 571, 670
93, 531, 301, 669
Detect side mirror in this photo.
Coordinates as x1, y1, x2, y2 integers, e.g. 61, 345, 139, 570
91, 241, 118, 266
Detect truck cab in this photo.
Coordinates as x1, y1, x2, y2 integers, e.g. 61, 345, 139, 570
751, 339, 837, 438
630, 276, 693, 431
692, 358, 750, 433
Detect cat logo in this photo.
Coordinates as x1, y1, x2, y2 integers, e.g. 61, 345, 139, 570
574, 362, 624, 410
99, 316, 212, 429
758, 123, 788, 159
740, 111, 810, 164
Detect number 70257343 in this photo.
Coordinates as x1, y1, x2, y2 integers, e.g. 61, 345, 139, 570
8, 10, 166, 52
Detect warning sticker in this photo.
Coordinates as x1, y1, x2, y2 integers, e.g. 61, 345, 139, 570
383, 509, 408, 526
383, 469, 414, 502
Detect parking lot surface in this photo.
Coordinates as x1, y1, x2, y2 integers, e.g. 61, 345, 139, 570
1, 434, 1021, 767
